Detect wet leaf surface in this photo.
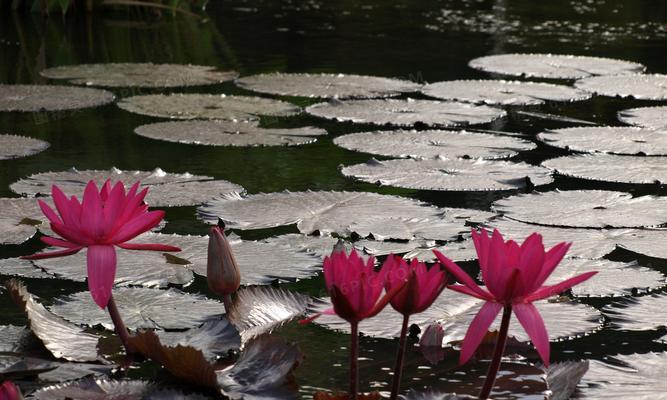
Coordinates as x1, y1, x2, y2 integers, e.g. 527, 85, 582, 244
155, 317, 241, 362
618, 106, 667, 130
0, 197, 46, 245
544, 361, 589, 400
0, 325, 32, 352
542, 154, 667, 184
32, 378, 155, 400
0, 85, 115, 112
402, 391, 475, 400
404, 240, 477, 263
0, 134, 49, 160
575, 74, 667, 100
603, 293, 667, 331
346, 216, 468, 241
615, 228, 667, 259
0, 257, 53, 279
537, 126, 667, 156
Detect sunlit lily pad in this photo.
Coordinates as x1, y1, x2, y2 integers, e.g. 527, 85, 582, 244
235, 72, 421, 99
421, 79, 590, 106
261, 234, 340, 259
468, 53, 645, 79
603, 293, 667, 331
575, 74, 667, 100
0, 85, 114, 112
616, 229, 667, 259
32, 379, 208, 400
0, 197, 48, 245
403, 391, 474, 400
493, 190, 667, 228
41, 63, 238, 88
542, 153, 667, 184
618, 106, 667, 130
404, 240, 477, 263
333, 129, 536, 159
537, 126, 667, 156
135, 120, 327, 147
155, 318, 241, 362
0, 325, 31, 353
117, 94, 300, 121
10, 167, 244, 207
306, 99, 506, 127
347, 216, 470, 241
341, 158, 553, 191
0, 134, 49, 160
0, 257, 53, 279
49, 287, 223, 331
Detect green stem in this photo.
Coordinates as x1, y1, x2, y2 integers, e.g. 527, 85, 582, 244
478, 305, 512, 399
350, 322, 359, 400
389, 314, 410, 400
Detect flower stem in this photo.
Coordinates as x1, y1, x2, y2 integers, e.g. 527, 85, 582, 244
389, 314, 410, 400
223, 294, 233, 314
350, 321, 359, 400
107, 295, 134, 354
478, 305, 512, 399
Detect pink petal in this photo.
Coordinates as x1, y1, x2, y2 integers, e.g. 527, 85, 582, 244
38, 200, 62, 225
460, 301, 503, 364
484, 231, 510, 299
532, 242, 572, 290
525, 271, 598, 302
50, 222, 91, 245
52, 185, 81, 230
109, 210, 165, 244
81, 181, 105, 239
41, 236, 78, 248
21, 246, 83, 260
433, 250, 490, 300
472, 228, 491, 282
117, 242, 181, 252
518, 233, 545, 292
103, 182, 127, 236
86, 245, 117, 309
447, 284, 492, 301
513, 303, 550, 366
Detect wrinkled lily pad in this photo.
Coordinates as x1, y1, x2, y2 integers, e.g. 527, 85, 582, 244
468, 53, 645, 79
544, 361, 589, 400
49, 287, 223, 331
41, 63, 238, 88
421, 79, 590, 106
261, 234, 340, 259
155, 318, 241, 362
37, 362, 113, 384
306, 99, 506, 127
135, 120, 327, 147
0, 134, 49, 160
404, 240, 477, 263
618, 106, 667, 130
11, 167, 244, 207
537, 126, 667, 156
493, 190, 667, 228
341, 158, 553, 191
616, 229, 667, 259
0, 257, 53, 279
575, 74, 667, 100
0, 197, 47, 245
333, 129, 535, 160
117, 94, 300, 121
603, 293, 667, 331
542, 154, 667, 184
32, 379, 155, 400
347, 216, 467, 241
0, 325, 31, 352
235, 72, 421, 99
0, 85, 114, 112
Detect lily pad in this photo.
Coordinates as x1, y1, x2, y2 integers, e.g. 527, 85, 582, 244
333, 129, 536, 160
0, 257, 53, 279
341, 158, 553, 191
135, 120, 327, 147
0, 134, 49, 160
306, 99, 506, 127
542, 154, 667, 184
32, 379, 155, 400
421, 79, 590, 106
492, 190, 667, 228
0, 325, 32, 353
537, 126, 667, 156
544, 361, 589, 400
346, 216, 469, 241
0, 85, 114, 112
10, 167, 244, 207
616, 229, 667, 259
155, 318, 241, 362
468, 53, 645, 79
575, 74, 667, 100
404, 240, 478, 263
117, 94, 300, 121
235, 72, 421, 99
603, 293, 667, 331
618, 106, 667, 130
261, 234, 340, 259
0, 197, 48, 245
49, 287, 223, 331
41, 63, 238, 88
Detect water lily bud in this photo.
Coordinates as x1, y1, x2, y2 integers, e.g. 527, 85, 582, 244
207, 226, 241, 296
419, 323, 445, 348
0, 381, 22, 400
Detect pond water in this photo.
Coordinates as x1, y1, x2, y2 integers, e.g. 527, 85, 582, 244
1, 0, 667, 398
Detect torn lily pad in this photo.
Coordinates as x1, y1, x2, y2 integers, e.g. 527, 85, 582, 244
235, 72, 421, 99
421, 79, 590, 106
117, 94, 300, 121
618, 106, 667, 130
41, 63, 238, 88
341, 158, 553, 191
538, 126, 667, 156
306, 98, 506, 127
0, 85, 114, 112
575, 74, 667, 100
0, 134, 49, 160
135, 120, 327, 147
542, 153, 667, 184
493, 190, 667, 228
10, 167, 244, 207
603, 293, 667, 331
333, 129, 535, 160
0, 197, 46, 245
468, 53, 645, 79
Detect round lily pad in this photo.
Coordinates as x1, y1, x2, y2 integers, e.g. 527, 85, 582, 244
616, 229, 667, 259
341, 158, 553, 191
542, 153, 667, 184
235, 72, 421, 99
578, 353, 667, 399
333, 129, 535, 160
492, 190, 667, 228
0, 135, 49, 160
0, 197, 45, 245
603, 293, 667, 331
575, 74, 667, 100
134, 120, 326, 147
421, 79, 591, 106
0, 85, 114, 112
0, 257, 53, 279
468, 53, 645, 79
306, 98, 505, 127
404, 240, 478, 263
117, 94, 300, 121
537, 126, 667, 155
346, 216, 468, 241
41, 63, 238, 88
618, 106, 667, 130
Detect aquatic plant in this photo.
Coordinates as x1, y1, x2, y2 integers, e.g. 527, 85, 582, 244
207, 225, 241, 311
0, 380, 21, 400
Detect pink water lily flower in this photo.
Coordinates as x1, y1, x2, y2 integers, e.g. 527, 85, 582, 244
22, 180, 181, 309
433, 228, 597, 366
384, 256, 446, 316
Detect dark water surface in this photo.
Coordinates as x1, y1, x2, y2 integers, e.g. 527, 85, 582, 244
1, 1, 667, 397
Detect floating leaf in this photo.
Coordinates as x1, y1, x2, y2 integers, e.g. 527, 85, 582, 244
37, 362, 113, 384
117, 94, 300, 121
513, 110, 597, 126
616, 228, 667, 259
306, 99, 506, 127
0, 134, 49, 160
135, 120, 327, 147
347, 216, 466, 241
354, 239, 428, 256
404, 240, 477, 263
542, 154, 667, 184
41, 63, 238, 88
341, 158, 553, 191
0, 257, 53, 279
333, 129, 535, 160
235, 72, 421, 99
10, 167, 244, 207
0, 325, 32, 352
49, 287, 223, 331
537, 126, 667, 156
155, 318, 241, 362
402, 391, 475, 400
0, 85, 115, 112
602, 293, 667, 331
468, 53, 644, 79
0, 197, 46, 245
261, 234, 339, 259
32, 378, 155, 400
575, 74, 667, 100
544, 361, 589, 400
421, 79, 590, 106
493, 190, 667, 228
618, 106, 667, 130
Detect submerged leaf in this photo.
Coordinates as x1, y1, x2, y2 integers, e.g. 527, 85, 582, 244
618, 106, 667, 130
542, 154, 667, 184
0, 197, 46, 245
0, 84, 114, 112
0, 134, 49, 160
575, 74, 667, 100
537, 126, 667, 156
